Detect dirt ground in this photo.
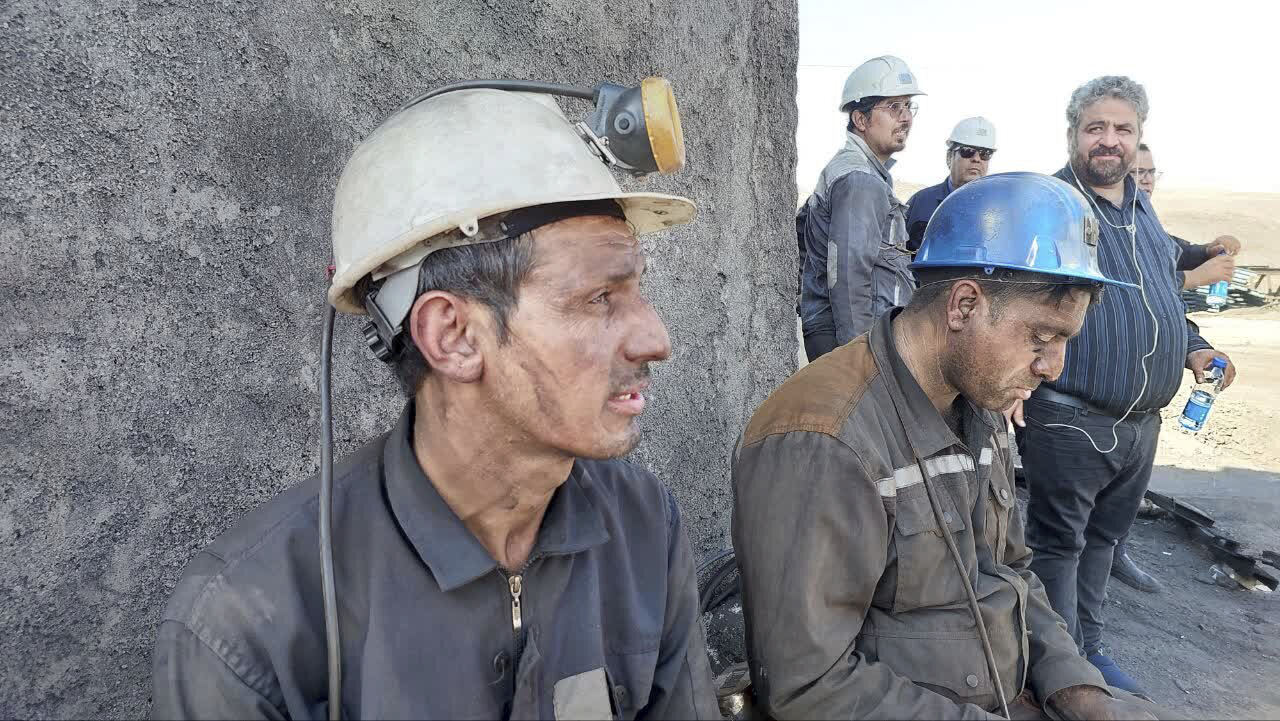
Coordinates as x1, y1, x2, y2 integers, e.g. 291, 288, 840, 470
1096, 304, 1280, 719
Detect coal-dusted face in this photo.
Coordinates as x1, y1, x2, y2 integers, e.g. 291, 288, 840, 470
942, 283, 1093, 412
481, 215, 672, 460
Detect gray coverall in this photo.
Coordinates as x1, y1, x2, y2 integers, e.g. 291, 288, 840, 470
798, 132, 915, 346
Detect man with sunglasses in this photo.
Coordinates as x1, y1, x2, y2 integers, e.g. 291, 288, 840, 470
796, 55, 923, 361
906, 117, 998, 252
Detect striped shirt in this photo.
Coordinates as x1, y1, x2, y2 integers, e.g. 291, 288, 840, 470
1048, 166, 1212, 415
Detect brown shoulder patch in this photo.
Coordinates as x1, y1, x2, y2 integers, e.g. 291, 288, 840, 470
741, 336, 880, 447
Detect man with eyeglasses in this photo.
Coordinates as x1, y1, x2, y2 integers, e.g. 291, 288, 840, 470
1106, 142, 1244, 596
796, 55, 923, 361
906, 117, 998, 251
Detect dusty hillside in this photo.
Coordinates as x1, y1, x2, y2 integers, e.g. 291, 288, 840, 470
798, 180, 1280, 268
895, 182, 1280, 267
1152, 190, 1280, 267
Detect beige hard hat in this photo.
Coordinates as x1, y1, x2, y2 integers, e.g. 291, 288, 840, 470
839, 55, 925, 111
328, 88, 697, 314
947, 116, 997, 150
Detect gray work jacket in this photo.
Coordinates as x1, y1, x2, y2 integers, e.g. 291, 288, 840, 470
731, 311, 1107, 720
150, 403, 718, 720
798, 132, 915, 344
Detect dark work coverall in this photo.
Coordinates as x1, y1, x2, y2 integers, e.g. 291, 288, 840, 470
732, 311, 1108, 719
150, 403, 718, 719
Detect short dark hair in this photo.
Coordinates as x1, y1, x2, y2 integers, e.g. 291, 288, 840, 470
845, 96, 883, 134
909, 267, 1104, 315
373, 233, 539, 397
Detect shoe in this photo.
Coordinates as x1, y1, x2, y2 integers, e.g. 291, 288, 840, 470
1086, 650, 1145, 695
1111, 549, 1162, 593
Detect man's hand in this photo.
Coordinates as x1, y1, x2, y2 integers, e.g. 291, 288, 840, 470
1182, 253, 1235, 289
1205, 234, 1242, 256
1006, 690, 1045, 720
1003, 398, 1025, 428
1187, 349, 1236, 390
1046, 685, 1157, 720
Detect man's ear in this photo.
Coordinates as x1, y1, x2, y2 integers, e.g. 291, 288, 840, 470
947, 279, 983, 331
406, 291, 484, 383
851, 110, 866, 133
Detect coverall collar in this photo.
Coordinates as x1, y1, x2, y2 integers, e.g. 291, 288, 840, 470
868, 309, 999, 460
383, 402, 611, 591
844, 130, 896, 180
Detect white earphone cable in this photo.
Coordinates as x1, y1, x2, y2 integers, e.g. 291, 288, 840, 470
1041, 165, 1159, 454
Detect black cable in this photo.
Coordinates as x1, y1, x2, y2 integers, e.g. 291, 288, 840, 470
698, 550, 740, 616
880, 373, 1009, 718
697, 547, 737, 578
704, 578, 739, 616
394, 80, 596, 116
917, 459, 1010, 719
319, 304, 342, 720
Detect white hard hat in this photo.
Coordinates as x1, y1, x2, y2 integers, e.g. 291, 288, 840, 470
328, 89, 696, 314
947, 116, 997, 150
839, 55, 925, 111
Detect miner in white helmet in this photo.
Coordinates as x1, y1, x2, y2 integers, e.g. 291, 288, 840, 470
796, 54, 923, 361
905, 117, 998, 251
149, 83, 719, 719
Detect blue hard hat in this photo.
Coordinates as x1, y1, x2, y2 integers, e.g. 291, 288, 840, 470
911, 171, 1137, 289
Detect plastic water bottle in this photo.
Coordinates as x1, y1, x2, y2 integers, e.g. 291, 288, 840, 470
1206, 280, 1229, 311
1206, 248, 1234, 311
1179, 357, 1228, 432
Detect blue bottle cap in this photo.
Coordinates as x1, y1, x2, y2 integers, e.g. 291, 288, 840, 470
1210, 357, 1228, 369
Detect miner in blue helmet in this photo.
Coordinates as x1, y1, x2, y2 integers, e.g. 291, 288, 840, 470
732, 173, 1171, 720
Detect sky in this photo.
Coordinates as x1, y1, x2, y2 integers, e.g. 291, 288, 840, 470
797, 0, 1280, 194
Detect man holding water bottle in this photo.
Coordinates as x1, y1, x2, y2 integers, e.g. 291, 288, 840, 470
1112, 143, 1245, 593
1015, 76, 1238, 697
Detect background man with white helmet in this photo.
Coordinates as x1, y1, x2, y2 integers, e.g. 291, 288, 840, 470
734, 173, 1165, 720
1017, 75, 1237, 697
149, 81, 719, 719
796, 54, 923, 361
905, 117, 998, 251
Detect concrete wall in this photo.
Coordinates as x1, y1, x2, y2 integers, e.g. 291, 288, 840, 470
0, 0, 797, 715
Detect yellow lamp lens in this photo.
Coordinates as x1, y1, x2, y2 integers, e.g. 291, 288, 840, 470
640, 77, 686, 174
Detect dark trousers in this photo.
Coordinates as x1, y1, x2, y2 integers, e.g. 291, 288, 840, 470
803, 331, 839, 362
1016, 397, 1161, 653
